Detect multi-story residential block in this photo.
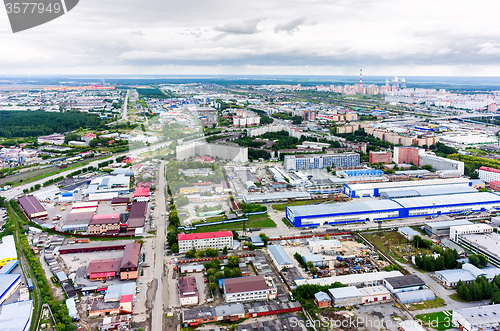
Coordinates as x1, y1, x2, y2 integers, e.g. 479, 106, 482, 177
303, 109, 316, 121
479, 166, 500, 183
284, 153, 360, 170
178, 231, 233, 253
369, 150, 392, 164
222, 275, 277, 303
393, 146, 424, 166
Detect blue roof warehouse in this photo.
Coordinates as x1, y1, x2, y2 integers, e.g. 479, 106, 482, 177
285, 192, 500, 228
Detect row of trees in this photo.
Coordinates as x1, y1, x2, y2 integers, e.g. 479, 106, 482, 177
292, 282, 345, 302
10, 201, 76, 331
414, 248, 459, 272
241, 203, 267, 213
185, 247, 226, 258
43, 176, 64, 187
456, 275, 500, 303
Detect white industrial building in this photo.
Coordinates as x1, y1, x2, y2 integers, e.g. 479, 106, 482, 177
358, 286, 392, 304
419, 154, 464, 176
435, 263, 500, 288
0, 235, 17, 267
0, 300, 33, 331
267, 245, 294, 269
295, 270, 403, 287
452, 304, 500, 331
383, 275, 425, 293
456, 232, 500, 267
328, 286, 362, 307
398, 227, 420, 241
0, 274, 21, 305
450, 224, 493, 241
424, 219, 472, 236
309, 239, 342, 254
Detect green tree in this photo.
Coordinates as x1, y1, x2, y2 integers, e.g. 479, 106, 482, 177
222, 246, 228, 255
259, 233, 268, 246
171, 243, 179, 254
185, 248, 196, 258
89, 138, 99, 148
227, 256, 239, 268
176, 196, 189, 206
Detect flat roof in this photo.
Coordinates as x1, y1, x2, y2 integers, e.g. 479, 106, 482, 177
454, 304, 500, 326
461, 232, 500, 262
384, 275, 425, 289
223, 276, 268, 294
395, 192, 500, 209
178, 231, 232, 241
425, 219, 472, 229
66, 211, 95, 222
358, 285, 391, 297
435, 269, 476, 283
347, 178, 471, 190
268, 245, 293, 266
399, 227, 420, 237
451, 224, 493, 232
288, 199, 402, 218
328, 286, 362, 299
295, 270, 403, 286
0, 236, 16, 263
309, 239, 342, 247
398, 320, 427, 331
244, 192, 311, 202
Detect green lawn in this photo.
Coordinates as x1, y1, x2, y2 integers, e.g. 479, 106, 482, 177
448, 293, 467, 302
415, 310, 454, 330
272, 199, 327, 211
408, 297, 446, 311
191, 214, 276, 233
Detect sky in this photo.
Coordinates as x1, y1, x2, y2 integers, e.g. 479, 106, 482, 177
2, 0, 500, 76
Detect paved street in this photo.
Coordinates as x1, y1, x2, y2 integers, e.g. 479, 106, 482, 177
151, 161, 167, 331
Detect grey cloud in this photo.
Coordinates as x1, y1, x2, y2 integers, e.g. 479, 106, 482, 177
273, 17, 308, 35
213, 18, 264, 40
131, 30, 145, 36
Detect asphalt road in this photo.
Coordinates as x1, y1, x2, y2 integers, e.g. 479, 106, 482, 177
151, 161, 167, 331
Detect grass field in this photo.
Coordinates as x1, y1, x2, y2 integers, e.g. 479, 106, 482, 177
272, 199, 327, 211
414, 310, 454, 330
448, 293, 467, 302
191, 214, 276, 233
408, 297, 446, 311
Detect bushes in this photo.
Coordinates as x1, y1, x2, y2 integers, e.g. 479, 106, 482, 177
241, 203, 267, 213
293, 282, 345, 301
43, 176, 64, 187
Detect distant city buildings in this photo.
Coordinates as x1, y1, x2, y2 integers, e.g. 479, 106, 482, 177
284, 153, 360, 170
369, 150, 392, 164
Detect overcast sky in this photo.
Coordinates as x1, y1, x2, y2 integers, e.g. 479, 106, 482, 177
1, 0, 500, 76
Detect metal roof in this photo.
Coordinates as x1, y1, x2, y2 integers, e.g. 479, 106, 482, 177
395, 289, 435, 304
426, 219, 472, 228
0, 300, 33, 331
288, 199, 402, 218
454, 304, 500, 326
435, 269, 476, 284
395, 192, 500, 209
0, 236, 16, 264
347, 178, 471, 190
295, 270, 403, 286
0, 274, 20, 301
328, 286, 362, 299
268, 245, 293, 266
314, 291, 331, 302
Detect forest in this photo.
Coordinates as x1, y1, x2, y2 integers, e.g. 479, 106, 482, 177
0, 110, 109, 138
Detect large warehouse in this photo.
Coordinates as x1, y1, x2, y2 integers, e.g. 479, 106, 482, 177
343, 178, 471, 198
286, 192, 500, 228
17, 195, 48, 221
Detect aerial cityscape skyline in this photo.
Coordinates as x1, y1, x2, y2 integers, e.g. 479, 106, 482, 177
1, 0, 500, 75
